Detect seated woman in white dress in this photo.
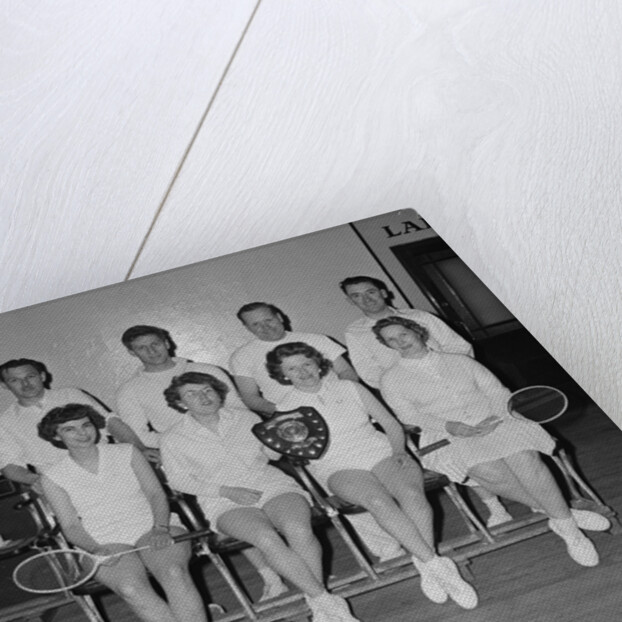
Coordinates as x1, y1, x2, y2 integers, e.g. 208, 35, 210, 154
159, 371, 358, 622
265, 342, 478, 610
373, 315, 608, 568
37, 403, 207, 622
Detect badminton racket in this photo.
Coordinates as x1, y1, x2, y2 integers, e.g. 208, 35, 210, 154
13, 527, 212, 594
417, 385, 568, 457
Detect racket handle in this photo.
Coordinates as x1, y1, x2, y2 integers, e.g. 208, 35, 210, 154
171, 527, 214, 543
418, 439, 451, 457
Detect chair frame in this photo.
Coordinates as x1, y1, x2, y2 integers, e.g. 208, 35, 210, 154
9, 437, 616, 622
175, 439, 619, 622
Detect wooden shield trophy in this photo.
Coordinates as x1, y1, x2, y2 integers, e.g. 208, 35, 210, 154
252, 406, 329, 461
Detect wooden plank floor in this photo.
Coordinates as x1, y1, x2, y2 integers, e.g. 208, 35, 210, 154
40, 401, 622, 622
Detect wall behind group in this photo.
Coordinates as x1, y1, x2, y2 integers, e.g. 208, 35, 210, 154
0, 222, 409, 412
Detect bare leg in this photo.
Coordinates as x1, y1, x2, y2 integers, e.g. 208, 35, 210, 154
468, 457, 543, 509
371, 456, 435, 549
138, 527, 208, 622
216, 505, 324, 597
327, 466, 434, 562
94, 545, 176, 622
469, 485, 513, 526
503, 451, 571, 519
263, 493, 324, 584
241, 548, 287, 599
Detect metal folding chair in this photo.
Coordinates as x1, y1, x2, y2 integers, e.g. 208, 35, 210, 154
11, 491, 106, 622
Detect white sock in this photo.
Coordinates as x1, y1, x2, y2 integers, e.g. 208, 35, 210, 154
482, 496, 506, 512
550, 516, 581, 537
258, 566, 284, 586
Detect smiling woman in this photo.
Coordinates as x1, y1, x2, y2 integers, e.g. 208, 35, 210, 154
36, 404, 208, 622
39, 409, 106, 450
160, 371, 360, 622
373, 316, 607, 568
265, 342, 479, 610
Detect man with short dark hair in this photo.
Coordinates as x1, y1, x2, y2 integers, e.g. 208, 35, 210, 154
230, 302, 358, 416
340, 276, 473, 389
0, 358, 131, 491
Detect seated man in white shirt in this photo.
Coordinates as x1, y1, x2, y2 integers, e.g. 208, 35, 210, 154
0, 358, 132, 493
230, 302, 404, 562
114, 324, 286, 600
340, 276, 512, 526
230, 302, 358, 416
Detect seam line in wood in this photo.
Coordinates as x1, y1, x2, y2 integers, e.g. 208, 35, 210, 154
124, 0, 265, 281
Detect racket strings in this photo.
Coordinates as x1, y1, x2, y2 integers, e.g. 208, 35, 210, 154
14, 549, 97, 593
509, 387, 567, 423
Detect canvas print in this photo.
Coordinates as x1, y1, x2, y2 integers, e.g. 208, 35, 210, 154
0, 209, 619, 622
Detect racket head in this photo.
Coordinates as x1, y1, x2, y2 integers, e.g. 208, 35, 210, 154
507, 385, 568, 424
12, 548, 99, 594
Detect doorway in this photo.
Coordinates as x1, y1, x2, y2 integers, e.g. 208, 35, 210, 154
391, 238, 587, 399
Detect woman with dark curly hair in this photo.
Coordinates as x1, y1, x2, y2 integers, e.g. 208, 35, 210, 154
38, 403, 207, 622
160, 372, 359, 622
373, 315, 607, 568
265, 342, 478, 610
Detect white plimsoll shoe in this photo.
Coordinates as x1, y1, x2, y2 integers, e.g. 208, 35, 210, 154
306, 593, 360, 622
548, 518, 600, 567
425, 556, 478, 609
412, 556, 448, 604
530, 507, 610, 532
570, 509, 611, 532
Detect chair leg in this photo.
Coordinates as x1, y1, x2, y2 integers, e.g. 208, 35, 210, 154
198, 541, 259, 622
71, 594, 106, 622
293, 465, 379, 581
444, 483, 495, 543
553, 450, 621, 531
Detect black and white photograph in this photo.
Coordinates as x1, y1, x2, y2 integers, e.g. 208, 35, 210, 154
3, 3, 622, 621
0, 209, 620, 622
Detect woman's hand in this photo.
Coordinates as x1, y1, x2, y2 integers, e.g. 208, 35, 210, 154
445, 421, 484, 437
148, 526, 174, 550
219, 486, 263, 505
30, 476, 44, 496
474, 416, 503, 436
141, 448, 162, 465
446, 417, 503, 438
392, 451, 411, 468
93, 546, 122, 566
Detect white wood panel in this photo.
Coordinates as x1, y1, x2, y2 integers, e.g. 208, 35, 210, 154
0, 0, 257, 312
132, 0, 622, 421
